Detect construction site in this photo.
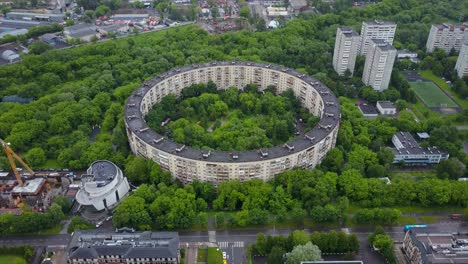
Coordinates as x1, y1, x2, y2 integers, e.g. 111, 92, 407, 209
0, 139, 74, 214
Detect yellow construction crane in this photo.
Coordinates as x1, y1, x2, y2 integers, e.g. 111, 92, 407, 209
0, 139, 34, 187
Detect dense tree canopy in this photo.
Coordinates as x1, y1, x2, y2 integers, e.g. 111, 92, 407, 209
146, 84, 318, 151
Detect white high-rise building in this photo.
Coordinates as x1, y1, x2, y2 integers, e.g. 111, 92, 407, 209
455, 43, 468, 78
426, 23, 468, 53
359, 20, 396, 55
333, 27, 360, 76
362, 39, 396, 91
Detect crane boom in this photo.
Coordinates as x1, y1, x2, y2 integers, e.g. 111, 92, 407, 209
0, 138, 35, 187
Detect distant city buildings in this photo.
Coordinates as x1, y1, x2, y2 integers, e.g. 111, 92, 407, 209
426, 23, 468, 53
68, 230, 180, 264
362, 39, 396, 91
391, 132, 449, 164
359, 20, 396, 55
455, 43, 468, 78
332, 27, 360, 76
402, 228, 468, 264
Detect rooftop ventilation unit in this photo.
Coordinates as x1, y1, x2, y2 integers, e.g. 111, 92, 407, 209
284, 144, 295, 151
202, 151, 211, 158
305, 135, 315, 142
139, 128, 149, 133
259, 149, 268, 157
153, 138, 164, 144
175, 145, 185, 152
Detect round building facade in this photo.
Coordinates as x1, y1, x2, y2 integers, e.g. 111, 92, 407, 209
124, 61, 340, 184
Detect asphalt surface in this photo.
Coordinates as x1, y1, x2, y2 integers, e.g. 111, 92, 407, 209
1, 221, 466, 264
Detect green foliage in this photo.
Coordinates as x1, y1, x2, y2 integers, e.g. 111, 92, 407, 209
252, 231, 359, 257
0, 202, 65, 234
147, 85, 315, 151
436, 158, 466, 180
353, 208, 401, 225
0, 246, 34, 261
368, 228, 395, 263
67, 216, 94, 233
24, 147, 46, 167
286, 242, 322, 264
29, 41, 53, 55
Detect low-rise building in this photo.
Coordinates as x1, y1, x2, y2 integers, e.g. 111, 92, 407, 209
68, 230, 180, 264
358, 103, 378, 118
0, 28, 28, 38
6, 11, 64, 22
289, 0, 308, 14
402, 229, 468, 264
397, 49, 419, 63
391, 131, 449, 164
75, 160, 130, 211
267, 7, 288, 17
376, 101, 396, 115
64, 24, 98, 42
1, 50, 20, 63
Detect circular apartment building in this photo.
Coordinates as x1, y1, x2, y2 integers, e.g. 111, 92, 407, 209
124, 61, 340, 184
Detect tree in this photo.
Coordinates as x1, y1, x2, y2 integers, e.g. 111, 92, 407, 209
113, 196, 152, 230
95, 5, 110, 17
267, 246, 286, 264
29, 41, 53, 55
286, 242, 322, 264
25, 147, 46, 167
436, 158, 466, 180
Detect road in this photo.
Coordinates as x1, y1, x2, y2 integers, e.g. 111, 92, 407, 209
1, 221, 466, 264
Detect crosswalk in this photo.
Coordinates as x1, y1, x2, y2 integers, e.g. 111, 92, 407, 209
218, 241, 244, 248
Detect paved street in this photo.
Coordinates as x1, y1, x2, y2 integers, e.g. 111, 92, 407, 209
1, 221, 466, 264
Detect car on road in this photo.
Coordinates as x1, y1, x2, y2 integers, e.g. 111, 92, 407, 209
222, 252, 227, 259
106, 215, 113, 221
95, 221, 103, 228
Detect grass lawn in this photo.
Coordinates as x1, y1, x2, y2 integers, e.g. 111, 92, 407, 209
197, 247, 208, 262
398, 216, 417, 225
394, 206, 464, 214
35, 224, 62, 235
419, 215, 441, 224
0, 255, 27, 264
420, 70, 468, 109
409, 81, 458, 108
390, 170, 437, 180
207, 247, 223, 264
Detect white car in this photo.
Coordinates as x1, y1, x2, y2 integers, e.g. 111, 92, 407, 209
95, 221, 103, 228
222, 252, 227, 259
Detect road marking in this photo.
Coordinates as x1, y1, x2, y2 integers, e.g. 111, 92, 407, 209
209, 231, 216, 243
218, 241, 229, 248
218, 241, 244, 248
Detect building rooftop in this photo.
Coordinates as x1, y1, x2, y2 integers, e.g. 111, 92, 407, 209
358, 104, 378, 115
68, 231, 179, 260
339, 27, 359, 37
434, 23, 466, 31
124, 61, 340, 163
11, 178, 45, 195
392, 131, 446, 156
364, 19, 396, 26
407, 229, 468, 264
0, 19, 45, 29
64, 24, 97, 38
371, 39, 396, 51
83, 160, 118, 186
377, 101, 395, 109
289, 0, 307, 9
417, 132, 430, 139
